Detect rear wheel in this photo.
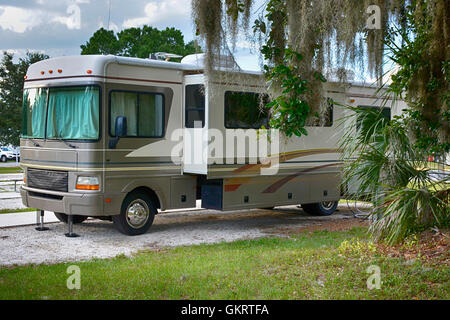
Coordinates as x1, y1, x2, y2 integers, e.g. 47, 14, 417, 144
112, 191, 156, 236
54, 212, 88, 224
301, 201, 338, 216
1, 155, 6, 162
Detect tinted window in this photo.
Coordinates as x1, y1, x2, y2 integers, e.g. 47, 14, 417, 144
356, 105, 391, 131
110, 91, 164, 138
47, 86, 100, 140
22, 86, 100, 140
22, 88, 48, 139
185, 85, 205, 128
224, 91, 269, 129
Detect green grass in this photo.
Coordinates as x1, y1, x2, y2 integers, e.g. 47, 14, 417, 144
0, 227, 448, 300
0, 208, 37, 214
0, 166, 23, 174
423, 162, 450, 171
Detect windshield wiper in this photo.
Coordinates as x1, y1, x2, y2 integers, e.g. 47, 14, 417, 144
54, 137, 78, 149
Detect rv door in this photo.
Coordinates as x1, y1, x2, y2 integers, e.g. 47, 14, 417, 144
183, 76, 208, 174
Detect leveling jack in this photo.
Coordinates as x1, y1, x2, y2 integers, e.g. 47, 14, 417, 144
35, 210, 49, 231
65, 215, 80, 238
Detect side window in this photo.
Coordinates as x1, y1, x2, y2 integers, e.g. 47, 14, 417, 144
356, 105, 391, 131
185, 84, 205, 128
308, 98, 334, 127
224, 91, 269, 129
139, 94, 164, 137
110, 91, 164, 138
110, 92, 138, 136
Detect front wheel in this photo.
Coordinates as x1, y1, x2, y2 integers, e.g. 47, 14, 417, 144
301, 201, 338, 216
54, 212, 88, 224
112, 191, 156, 236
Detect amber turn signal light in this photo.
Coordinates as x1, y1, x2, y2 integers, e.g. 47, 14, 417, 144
75, 176, 100, 191
76, 184, 100, 191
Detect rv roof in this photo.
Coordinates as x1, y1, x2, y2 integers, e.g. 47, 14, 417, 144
25, 54, 378, 89
25, 54, 264, 81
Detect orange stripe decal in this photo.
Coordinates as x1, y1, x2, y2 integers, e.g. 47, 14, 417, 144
231, 149, 339, 175
262, 163, 340, 194
225, 184, 242, 192
223, 149, 339, 192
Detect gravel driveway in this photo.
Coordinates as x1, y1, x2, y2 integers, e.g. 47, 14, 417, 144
0, 205, 356, 267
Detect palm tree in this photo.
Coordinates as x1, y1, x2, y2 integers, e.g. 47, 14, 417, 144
340, 106, 449, 244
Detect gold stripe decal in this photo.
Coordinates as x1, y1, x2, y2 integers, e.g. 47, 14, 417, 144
262, 163, 340, 194
224, 149, 340, 192
21, 163, 181, 172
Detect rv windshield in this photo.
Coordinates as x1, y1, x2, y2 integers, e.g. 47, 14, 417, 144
22, 86, 100, 140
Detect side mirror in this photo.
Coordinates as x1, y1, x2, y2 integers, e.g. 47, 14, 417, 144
109, 116, 127, 149
115, 116, 127, 137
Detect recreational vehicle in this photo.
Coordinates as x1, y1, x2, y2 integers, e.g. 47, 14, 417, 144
20, 54, 403, 236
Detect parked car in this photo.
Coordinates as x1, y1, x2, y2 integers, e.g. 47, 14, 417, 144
15, 147, 20, 159
0, 147, 18, 162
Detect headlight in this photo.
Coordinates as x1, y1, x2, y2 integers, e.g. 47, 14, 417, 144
76, 176, 100, 191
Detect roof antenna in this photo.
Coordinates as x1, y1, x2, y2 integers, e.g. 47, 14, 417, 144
107, 0, 111, 30
149, 52, 183, 61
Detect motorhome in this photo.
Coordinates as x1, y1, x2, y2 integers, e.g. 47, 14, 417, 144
20, 54, 403, 236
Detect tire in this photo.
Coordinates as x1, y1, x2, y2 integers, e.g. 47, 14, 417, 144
301, 201, 338, 216
1, 155, 6, 162
54, 212, 88, 224
112, 191, 156, 236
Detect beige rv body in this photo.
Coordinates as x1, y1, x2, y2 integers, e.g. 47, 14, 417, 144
20, 55, 405, 221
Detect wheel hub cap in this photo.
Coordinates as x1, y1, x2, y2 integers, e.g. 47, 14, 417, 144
126, 200, 149, 229
321, 201, 335, 210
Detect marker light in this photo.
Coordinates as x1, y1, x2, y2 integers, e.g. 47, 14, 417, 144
24, 75, 28, 80
86, 69, 93, 74
49, 70, 53, 74
76, 176, 100, 191
58, 69, 63, 73
40, 71, 45, 75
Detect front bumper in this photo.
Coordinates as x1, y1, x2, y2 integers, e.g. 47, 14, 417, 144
21, 186, 104, 217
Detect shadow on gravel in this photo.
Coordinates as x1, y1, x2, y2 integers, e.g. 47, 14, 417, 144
79, 206, 355, 235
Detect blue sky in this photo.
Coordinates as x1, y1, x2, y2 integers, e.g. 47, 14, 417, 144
0, 0, 265, 70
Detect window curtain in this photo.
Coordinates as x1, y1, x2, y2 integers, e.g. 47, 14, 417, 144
22, 88, 47, 138
110, 92, 138, 136
139, 94, 163, 137
46, 87, 99, 140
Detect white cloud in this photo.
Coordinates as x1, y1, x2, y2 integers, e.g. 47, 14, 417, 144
98, 19, 119, 33
108, 21, 119, 32
122, 0, 190, 29
52, 4, 81, 30
0, 0, 197, 59
0, 48, 47, 61
0, 6, 43, 33
235, 40, 253, 50
0, 2, 87, 33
